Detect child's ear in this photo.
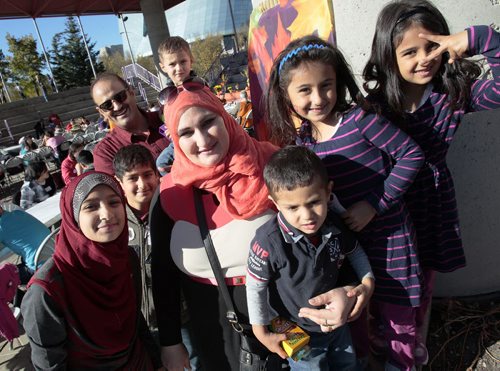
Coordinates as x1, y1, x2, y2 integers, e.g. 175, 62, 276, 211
327, 180, 334, 193
158, 61, 165, 72
268, 195, 280, 211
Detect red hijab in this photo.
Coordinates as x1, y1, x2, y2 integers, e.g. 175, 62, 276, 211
51, 171, 135, 354
165, 86, 278, 219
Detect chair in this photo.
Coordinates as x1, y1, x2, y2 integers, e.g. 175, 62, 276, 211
37, 146, 58, 170
94, 131, 107, 141
37, 146, 54, 159
22, 151, 42, 165
83, 133, 95, 143
34, 227, 60, 270
0, 165, 7, 197
84, 141, 98, 152
72, 134, 85, 145
85, 124, 98, 133
4, 157, 24, 185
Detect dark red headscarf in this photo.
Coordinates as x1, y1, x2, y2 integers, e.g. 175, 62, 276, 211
164, 86, 278, 219
51, 171, 135, 354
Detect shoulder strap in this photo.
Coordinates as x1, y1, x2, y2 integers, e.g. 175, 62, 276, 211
193, 188, 243, 332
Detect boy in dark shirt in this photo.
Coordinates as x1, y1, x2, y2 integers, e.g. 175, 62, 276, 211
113, 144, 200, 369
246, 146, 375, 369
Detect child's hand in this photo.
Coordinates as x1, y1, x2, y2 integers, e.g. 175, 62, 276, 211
419, 30, 469, 64
252, 325, 288, 359
346, 277, 375, 322
342, 201, 376, 232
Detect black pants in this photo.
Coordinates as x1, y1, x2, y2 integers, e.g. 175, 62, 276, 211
181, 276, 246, 371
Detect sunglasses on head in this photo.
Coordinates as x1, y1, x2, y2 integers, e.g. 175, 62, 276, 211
97, 89, 129, 111
157, 77, 206, 106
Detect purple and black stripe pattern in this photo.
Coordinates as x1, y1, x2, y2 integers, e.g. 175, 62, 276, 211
393, 25, 500, 273
298, 110, 424, 306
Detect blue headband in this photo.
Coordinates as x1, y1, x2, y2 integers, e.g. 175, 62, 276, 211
278, 44, 327, 74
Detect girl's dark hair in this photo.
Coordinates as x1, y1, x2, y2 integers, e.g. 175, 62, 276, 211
25, 161, 48, 181
68, 142, 84, 161
265, 35, 365, 147
363, 0, 481, 120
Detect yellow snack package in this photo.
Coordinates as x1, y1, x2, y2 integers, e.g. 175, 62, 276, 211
269, 317, 310, 361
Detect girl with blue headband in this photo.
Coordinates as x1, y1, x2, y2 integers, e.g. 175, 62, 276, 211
265, 34, 425, 370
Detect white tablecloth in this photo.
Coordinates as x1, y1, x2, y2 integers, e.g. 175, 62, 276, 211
26, 192, 62, 228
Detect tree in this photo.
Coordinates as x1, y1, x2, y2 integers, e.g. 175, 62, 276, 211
50, 17, 104, 90
100, 51, 129, 75
6, 33, 44, 98
191, 35, 224, 78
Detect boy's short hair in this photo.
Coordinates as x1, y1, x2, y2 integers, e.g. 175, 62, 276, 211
158, 36, 193, 60
264, 146, 329, 198
25, 161, 48, 181
77, 150, 94, 167
113, 144, 158, 180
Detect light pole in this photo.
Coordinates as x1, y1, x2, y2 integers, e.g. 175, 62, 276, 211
32, 18, 59, 93
119, 14, 138, 77
227, 0, 240, 53
76, 16, 97, 78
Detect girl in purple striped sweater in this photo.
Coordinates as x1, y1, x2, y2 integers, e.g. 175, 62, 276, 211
363, 0, 500, 368
265, 35, 424, 370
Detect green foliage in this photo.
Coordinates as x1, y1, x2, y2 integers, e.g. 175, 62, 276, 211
100, 51, 129, 75
191, 35, 224, 78
6, 33, 44, 97
236, 25, 249, 51
50, 17, 104, 90
100, 52, 157, 77
0, 49, 8, 77
137, 55, 157, 74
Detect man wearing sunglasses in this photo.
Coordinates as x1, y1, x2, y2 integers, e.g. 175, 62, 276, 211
90, 72, 170, 175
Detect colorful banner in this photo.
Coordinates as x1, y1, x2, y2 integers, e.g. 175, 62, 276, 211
247, 0, 336, 139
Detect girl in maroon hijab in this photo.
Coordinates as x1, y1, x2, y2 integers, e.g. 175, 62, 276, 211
21, 172, 161, 370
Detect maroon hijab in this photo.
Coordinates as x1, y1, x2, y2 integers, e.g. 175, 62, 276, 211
51, 171, 136, 354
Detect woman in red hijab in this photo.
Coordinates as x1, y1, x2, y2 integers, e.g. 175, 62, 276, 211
151, 84, 279, 370
21, 171, 161, 370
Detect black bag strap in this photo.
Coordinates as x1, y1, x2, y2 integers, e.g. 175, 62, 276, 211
193, 188, 243, 332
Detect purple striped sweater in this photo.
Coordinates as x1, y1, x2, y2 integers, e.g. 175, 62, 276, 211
375, 25, 500, 273
298, 111, 425, 306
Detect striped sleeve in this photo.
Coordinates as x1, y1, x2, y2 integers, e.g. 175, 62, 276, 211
354, 112, 425, 214
468, 25, 500, 111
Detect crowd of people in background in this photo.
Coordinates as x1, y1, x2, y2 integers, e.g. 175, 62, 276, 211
0, 0, 499, 370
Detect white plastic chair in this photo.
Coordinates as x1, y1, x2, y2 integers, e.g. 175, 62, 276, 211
94, 131, 107, 141
34, 227, 59, 270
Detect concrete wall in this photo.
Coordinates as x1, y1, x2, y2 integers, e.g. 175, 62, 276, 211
252, 0, 500, 296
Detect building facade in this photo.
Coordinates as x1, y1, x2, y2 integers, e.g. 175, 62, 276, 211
119, 0, 252, 58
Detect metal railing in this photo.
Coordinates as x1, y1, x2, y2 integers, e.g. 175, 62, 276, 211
122, 63, 162, 92
137, 82, 148, 105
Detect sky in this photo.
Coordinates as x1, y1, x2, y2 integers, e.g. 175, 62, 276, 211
0, 14, 123, 57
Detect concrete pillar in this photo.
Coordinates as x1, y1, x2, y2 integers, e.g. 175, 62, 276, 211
140, 0, 170, 85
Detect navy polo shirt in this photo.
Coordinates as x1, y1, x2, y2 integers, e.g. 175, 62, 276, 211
247, 210, 358, 332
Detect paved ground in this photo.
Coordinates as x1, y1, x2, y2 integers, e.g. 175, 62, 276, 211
0, 331, 33, 370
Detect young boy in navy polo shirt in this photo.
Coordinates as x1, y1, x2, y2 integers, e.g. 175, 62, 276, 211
246, 146, 375, 370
